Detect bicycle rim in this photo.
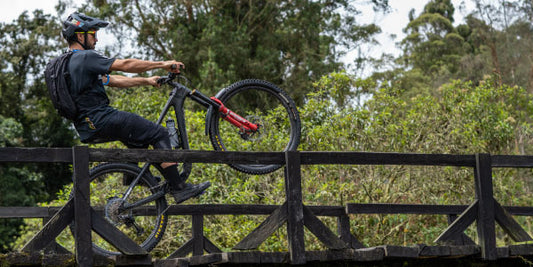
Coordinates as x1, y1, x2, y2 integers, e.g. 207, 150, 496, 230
69, 163, 168, 256
209, 79, 301, 174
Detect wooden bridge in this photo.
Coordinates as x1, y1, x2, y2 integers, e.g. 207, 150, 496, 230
2, 147, 533, 266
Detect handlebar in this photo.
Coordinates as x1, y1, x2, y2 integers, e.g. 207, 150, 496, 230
156, 72, 177, 85
157, 64, 192, 87
157, 64, 180, 85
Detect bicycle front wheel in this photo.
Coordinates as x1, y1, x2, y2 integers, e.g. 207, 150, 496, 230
69, 163, 168, 256
208, 79, 301, 174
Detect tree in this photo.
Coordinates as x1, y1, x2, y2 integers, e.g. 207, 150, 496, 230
0, 116, 48, 252
62, 0, 385, 105
398, 0, 467, 92
465, 0, 533, 92
0, 10, 77, 251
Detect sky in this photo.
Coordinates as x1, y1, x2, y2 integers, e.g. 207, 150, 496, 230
0, 0, 476, 67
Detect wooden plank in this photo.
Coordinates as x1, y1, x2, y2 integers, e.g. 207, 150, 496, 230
3, 253, 76, 266
0, 147, 72, 163
223, 252, 263, 264
192, 215, 204, 256
306, 205, 346, 216
8, 203, 533, 219
22, 199, 74, 252
305, 250, 346, 262
449, 245, 480, 256
300, 151, 476, 167
233, 202, 288, 250
509, 244, 533, 256
494, 201, 533, 242
302, 206, 347, 250
379, 245, 419, 258
285, 151, 306, 265
348, 203, 533, 220
417, 245, 451, 257
474, 153, 497, 260
90, 208, 148, 255
112, 254, 152, 266
497, 246, 510, 258
0, 207, 51, 218
504, 206, 533, 216
165, 204, 278, 215
259, 252, 288, 263
352, 247, 385, 261
89, 149, 284, 164
154, 258, 190, 267
492, 155, 533, 168
435, 201, 478, 244
346, 203, 468, 215
164, 204, 344, 216
72, 146, 92, 266
189, 253, 224, 265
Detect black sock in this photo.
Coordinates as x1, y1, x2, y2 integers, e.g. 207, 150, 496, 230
160, 165, 185, 191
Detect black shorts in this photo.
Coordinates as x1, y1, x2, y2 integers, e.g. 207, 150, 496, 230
83, 110, 168, 148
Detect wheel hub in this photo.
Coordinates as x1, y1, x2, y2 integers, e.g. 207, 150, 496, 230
104, 197, 129, 225
240, 115, 264, 141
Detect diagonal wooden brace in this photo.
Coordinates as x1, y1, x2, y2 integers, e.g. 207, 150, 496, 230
233, 202, 288, 250
494, 201, 532, 242
435, 201, 478, 244
303, 205, 347, 250
90, 207, 148, 255
22, 199, 75, 252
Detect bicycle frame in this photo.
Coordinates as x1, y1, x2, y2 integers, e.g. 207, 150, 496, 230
120, 76, 260, 209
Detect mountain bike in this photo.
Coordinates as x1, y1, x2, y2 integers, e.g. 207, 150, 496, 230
69, 70, 301, 256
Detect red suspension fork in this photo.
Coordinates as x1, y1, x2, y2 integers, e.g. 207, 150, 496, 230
211, 97, 259, 132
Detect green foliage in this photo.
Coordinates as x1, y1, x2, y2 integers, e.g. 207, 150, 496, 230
395, 0, 468, 93
72, 0, 384, 105
0, 116, 47, 252
0, 10, 76, 252
6, 0, 533, 257
14, 72, 533, 254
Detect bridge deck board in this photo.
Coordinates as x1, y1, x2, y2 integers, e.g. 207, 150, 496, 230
4, 245, 533, 266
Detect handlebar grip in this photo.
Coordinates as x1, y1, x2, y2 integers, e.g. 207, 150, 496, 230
171, 64, 177, 70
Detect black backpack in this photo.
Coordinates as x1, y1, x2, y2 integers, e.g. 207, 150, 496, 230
45, 51, 78, 121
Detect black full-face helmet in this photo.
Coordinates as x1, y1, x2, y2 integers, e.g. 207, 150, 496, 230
62, 12, 109, 48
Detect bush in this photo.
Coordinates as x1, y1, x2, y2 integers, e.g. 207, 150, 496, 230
13, 74, 533, 255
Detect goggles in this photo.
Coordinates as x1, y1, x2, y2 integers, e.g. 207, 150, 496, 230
74, 31, 97, 37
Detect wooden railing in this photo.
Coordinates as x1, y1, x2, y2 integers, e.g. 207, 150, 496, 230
2, 147, 533, 266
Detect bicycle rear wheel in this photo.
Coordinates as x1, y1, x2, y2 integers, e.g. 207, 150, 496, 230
208, 79, 301, 174
69, 163, 168, 256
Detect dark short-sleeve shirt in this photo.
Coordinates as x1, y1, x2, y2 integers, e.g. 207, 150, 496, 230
68, 50, 116, 142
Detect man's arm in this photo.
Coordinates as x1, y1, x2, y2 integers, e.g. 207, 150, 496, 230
105, 75, 160, 88
109, 58, 184, 73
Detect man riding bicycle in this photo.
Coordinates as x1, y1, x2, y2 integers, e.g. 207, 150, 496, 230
59, 12, 210, 203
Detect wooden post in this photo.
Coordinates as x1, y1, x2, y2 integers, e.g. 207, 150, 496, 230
338, 214, 364, 249
475, 153, 497, 260
285, 151, 306, 264
73, 146, 93, 266
192, 215, 204, 256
